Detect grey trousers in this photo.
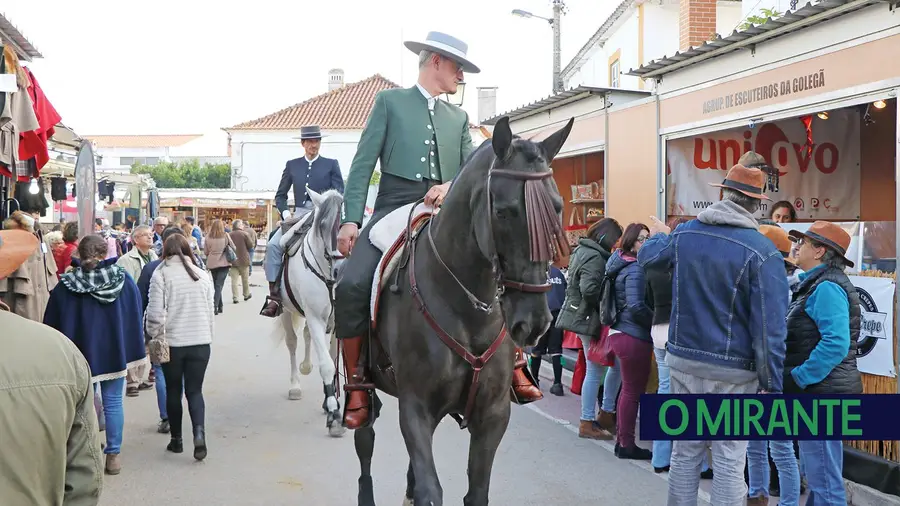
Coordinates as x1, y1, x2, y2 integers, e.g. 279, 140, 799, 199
667, 368, 756, 506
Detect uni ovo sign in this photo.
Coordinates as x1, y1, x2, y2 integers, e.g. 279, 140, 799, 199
692, 123, 840, 176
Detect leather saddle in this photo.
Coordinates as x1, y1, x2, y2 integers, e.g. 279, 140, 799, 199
279, 213, 315, 258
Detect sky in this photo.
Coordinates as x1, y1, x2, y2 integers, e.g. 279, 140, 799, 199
6, 0, 617, 149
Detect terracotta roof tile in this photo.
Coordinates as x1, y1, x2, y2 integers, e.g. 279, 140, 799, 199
226, 74, 402, 131
83, 134, 203, 148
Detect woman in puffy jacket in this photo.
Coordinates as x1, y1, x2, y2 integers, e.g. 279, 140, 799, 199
604, 222, 654, 460
555, 217, 623, 440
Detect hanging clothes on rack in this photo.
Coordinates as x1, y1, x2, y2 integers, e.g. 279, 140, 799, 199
18, 66, 61, 174
0, 45, 41, 180
50, 177, 67, 201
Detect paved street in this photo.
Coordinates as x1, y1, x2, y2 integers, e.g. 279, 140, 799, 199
100, 271, 675, 505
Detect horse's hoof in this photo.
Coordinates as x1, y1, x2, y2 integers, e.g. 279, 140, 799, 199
299, 362, 312, 375
402, 497, 414, 506
288, 388, 302, 400
326, 411, 346, 437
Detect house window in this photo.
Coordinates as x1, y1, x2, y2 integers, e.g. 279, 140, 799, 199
120, 157, 134, 166
609, 59, 620, 88
144, 157, 160, 165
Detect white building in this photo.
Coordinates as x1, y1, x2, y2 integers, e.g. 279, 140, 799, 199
224, 69, 490, 192
561, 0, 744, 91
83, 134, 229, 172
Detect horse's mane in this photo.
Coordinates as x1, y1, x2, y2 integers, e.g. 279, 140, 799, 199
313, 189, 343, 252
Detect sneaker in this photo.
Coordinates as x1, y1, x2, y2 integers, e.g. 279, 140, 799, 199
549, 383, 564, 396
158, 419, 170, 434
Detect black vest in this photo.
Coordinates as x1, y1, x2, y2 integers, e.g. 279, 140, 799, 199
784, 266, 862, 394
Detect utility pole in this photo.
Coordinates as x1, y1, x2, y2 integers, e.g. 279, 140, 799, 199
552, 0, 565, 94
512, 1, 566, 94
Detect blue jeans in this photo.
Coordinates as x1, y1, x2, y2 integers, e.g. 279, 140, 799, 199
748, 439, 800, 504
264, 229, 284, 283
153, 363, 168, 420
578, 334, 608, 421
95, 377, 125, 455
799, 440, 846, 505
601, 356, 621, 413
651, 347, 709, 472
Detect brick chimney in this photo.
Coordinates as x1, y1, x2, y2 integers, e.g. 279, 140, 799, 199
679, 0, 717, 51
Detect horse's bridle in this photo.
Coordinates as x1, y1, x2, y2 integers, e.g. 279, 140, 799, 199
424, 158, 560, 313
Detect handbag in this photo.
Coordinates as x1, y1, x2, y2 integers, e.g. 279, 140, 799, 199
586, 325, 614, 366
223, 236, 237, 264
146, 268, 171, 364
563, 209, 589, 247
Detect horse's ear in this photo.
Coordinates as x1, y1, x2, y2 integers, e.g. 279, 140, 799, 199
492, 116, 513, 159
307, 187, 323, 206
540, 117, 574, 162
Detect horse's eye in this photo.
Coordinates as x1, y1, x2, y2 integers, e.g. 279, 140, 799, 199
495, 208, 517, 220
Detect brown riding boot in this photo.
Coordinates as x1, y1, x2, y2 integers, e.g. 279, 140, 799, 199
342, 336, 372, 429
259, 282, 282, 318
511, 348, 543, 403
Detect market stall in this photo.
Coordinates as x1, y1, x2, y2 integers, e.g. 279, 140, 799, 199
157, 189, 276, 260
615, 0, 900, 489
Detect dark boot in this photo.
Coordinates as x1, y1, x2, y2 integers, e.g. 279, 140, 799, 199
342, 336, 373, 430
617, 444, 652, 460
511, 348, 543, 403
167, 437, 183, 453
193, 426, 207, 461
259, 282, 282, 318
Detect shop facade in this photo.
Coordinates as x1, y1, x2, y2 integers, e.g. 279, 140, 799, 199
490, 0, 900, 492
619, 0, 899, 490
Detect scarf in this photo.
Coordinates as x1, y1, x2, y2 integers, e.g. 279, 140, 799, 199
60, 262, 127, 304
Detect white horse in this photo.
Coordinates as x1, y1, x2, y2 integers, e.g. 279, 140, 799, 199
275, 188, 346, 437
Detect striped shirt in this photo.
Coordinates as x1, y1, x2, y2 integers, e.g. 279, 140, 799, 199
145, 257, 214, 347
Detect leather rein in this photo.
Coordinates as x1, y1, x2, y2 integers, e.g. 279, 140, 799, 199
406, 160, 560, 428
282, 215, 344, 321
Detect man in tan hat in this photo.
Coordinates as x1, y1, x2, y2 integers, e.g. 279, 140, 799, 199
0, 229, 103, 505
638, 162, 789, 505
785, 221, 861, 504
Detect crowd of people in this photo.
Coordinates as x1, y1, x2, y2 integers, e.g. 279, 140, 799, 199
0, 154, 861, 505
0, 209, 261, 501
542, 152, 860, 505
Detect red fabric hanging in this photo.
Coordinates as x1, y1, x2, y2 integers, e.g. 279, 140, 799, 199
19, 67, 61, 173
799, 115, 814, 157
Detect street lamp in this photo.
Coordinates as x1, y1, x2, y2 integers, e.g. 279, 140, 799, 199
512, 1, 566, 93
442, 81, 466, 106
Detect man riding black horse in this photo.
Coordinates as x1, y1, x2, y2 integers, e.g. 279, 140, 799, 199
334, 31, 543, 430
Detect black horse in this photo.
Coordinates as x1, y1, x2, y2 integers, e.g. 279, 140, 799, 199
354, 116, 574, 506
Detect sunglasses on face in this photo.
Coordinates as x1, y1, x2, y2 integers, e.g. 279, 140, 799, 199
637, 235, 649, 243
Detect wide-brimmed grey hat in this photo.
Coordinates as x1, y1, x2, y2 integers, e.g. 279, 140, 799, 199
404, 31, 480, 74
293, 125, 326, 140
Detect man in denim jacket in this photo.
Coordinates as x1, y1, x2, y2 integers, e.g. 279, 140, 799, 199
638, 157, 789, 506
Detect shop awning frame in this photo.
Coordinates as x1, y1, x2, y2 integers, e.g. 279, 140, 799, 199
482, 86, 649, 126
626, 0, 887, 80
0, 13, 42, 61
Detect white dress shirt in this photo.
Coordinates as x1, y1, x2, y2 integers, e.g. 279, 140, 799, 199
416, 83, 436, 111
